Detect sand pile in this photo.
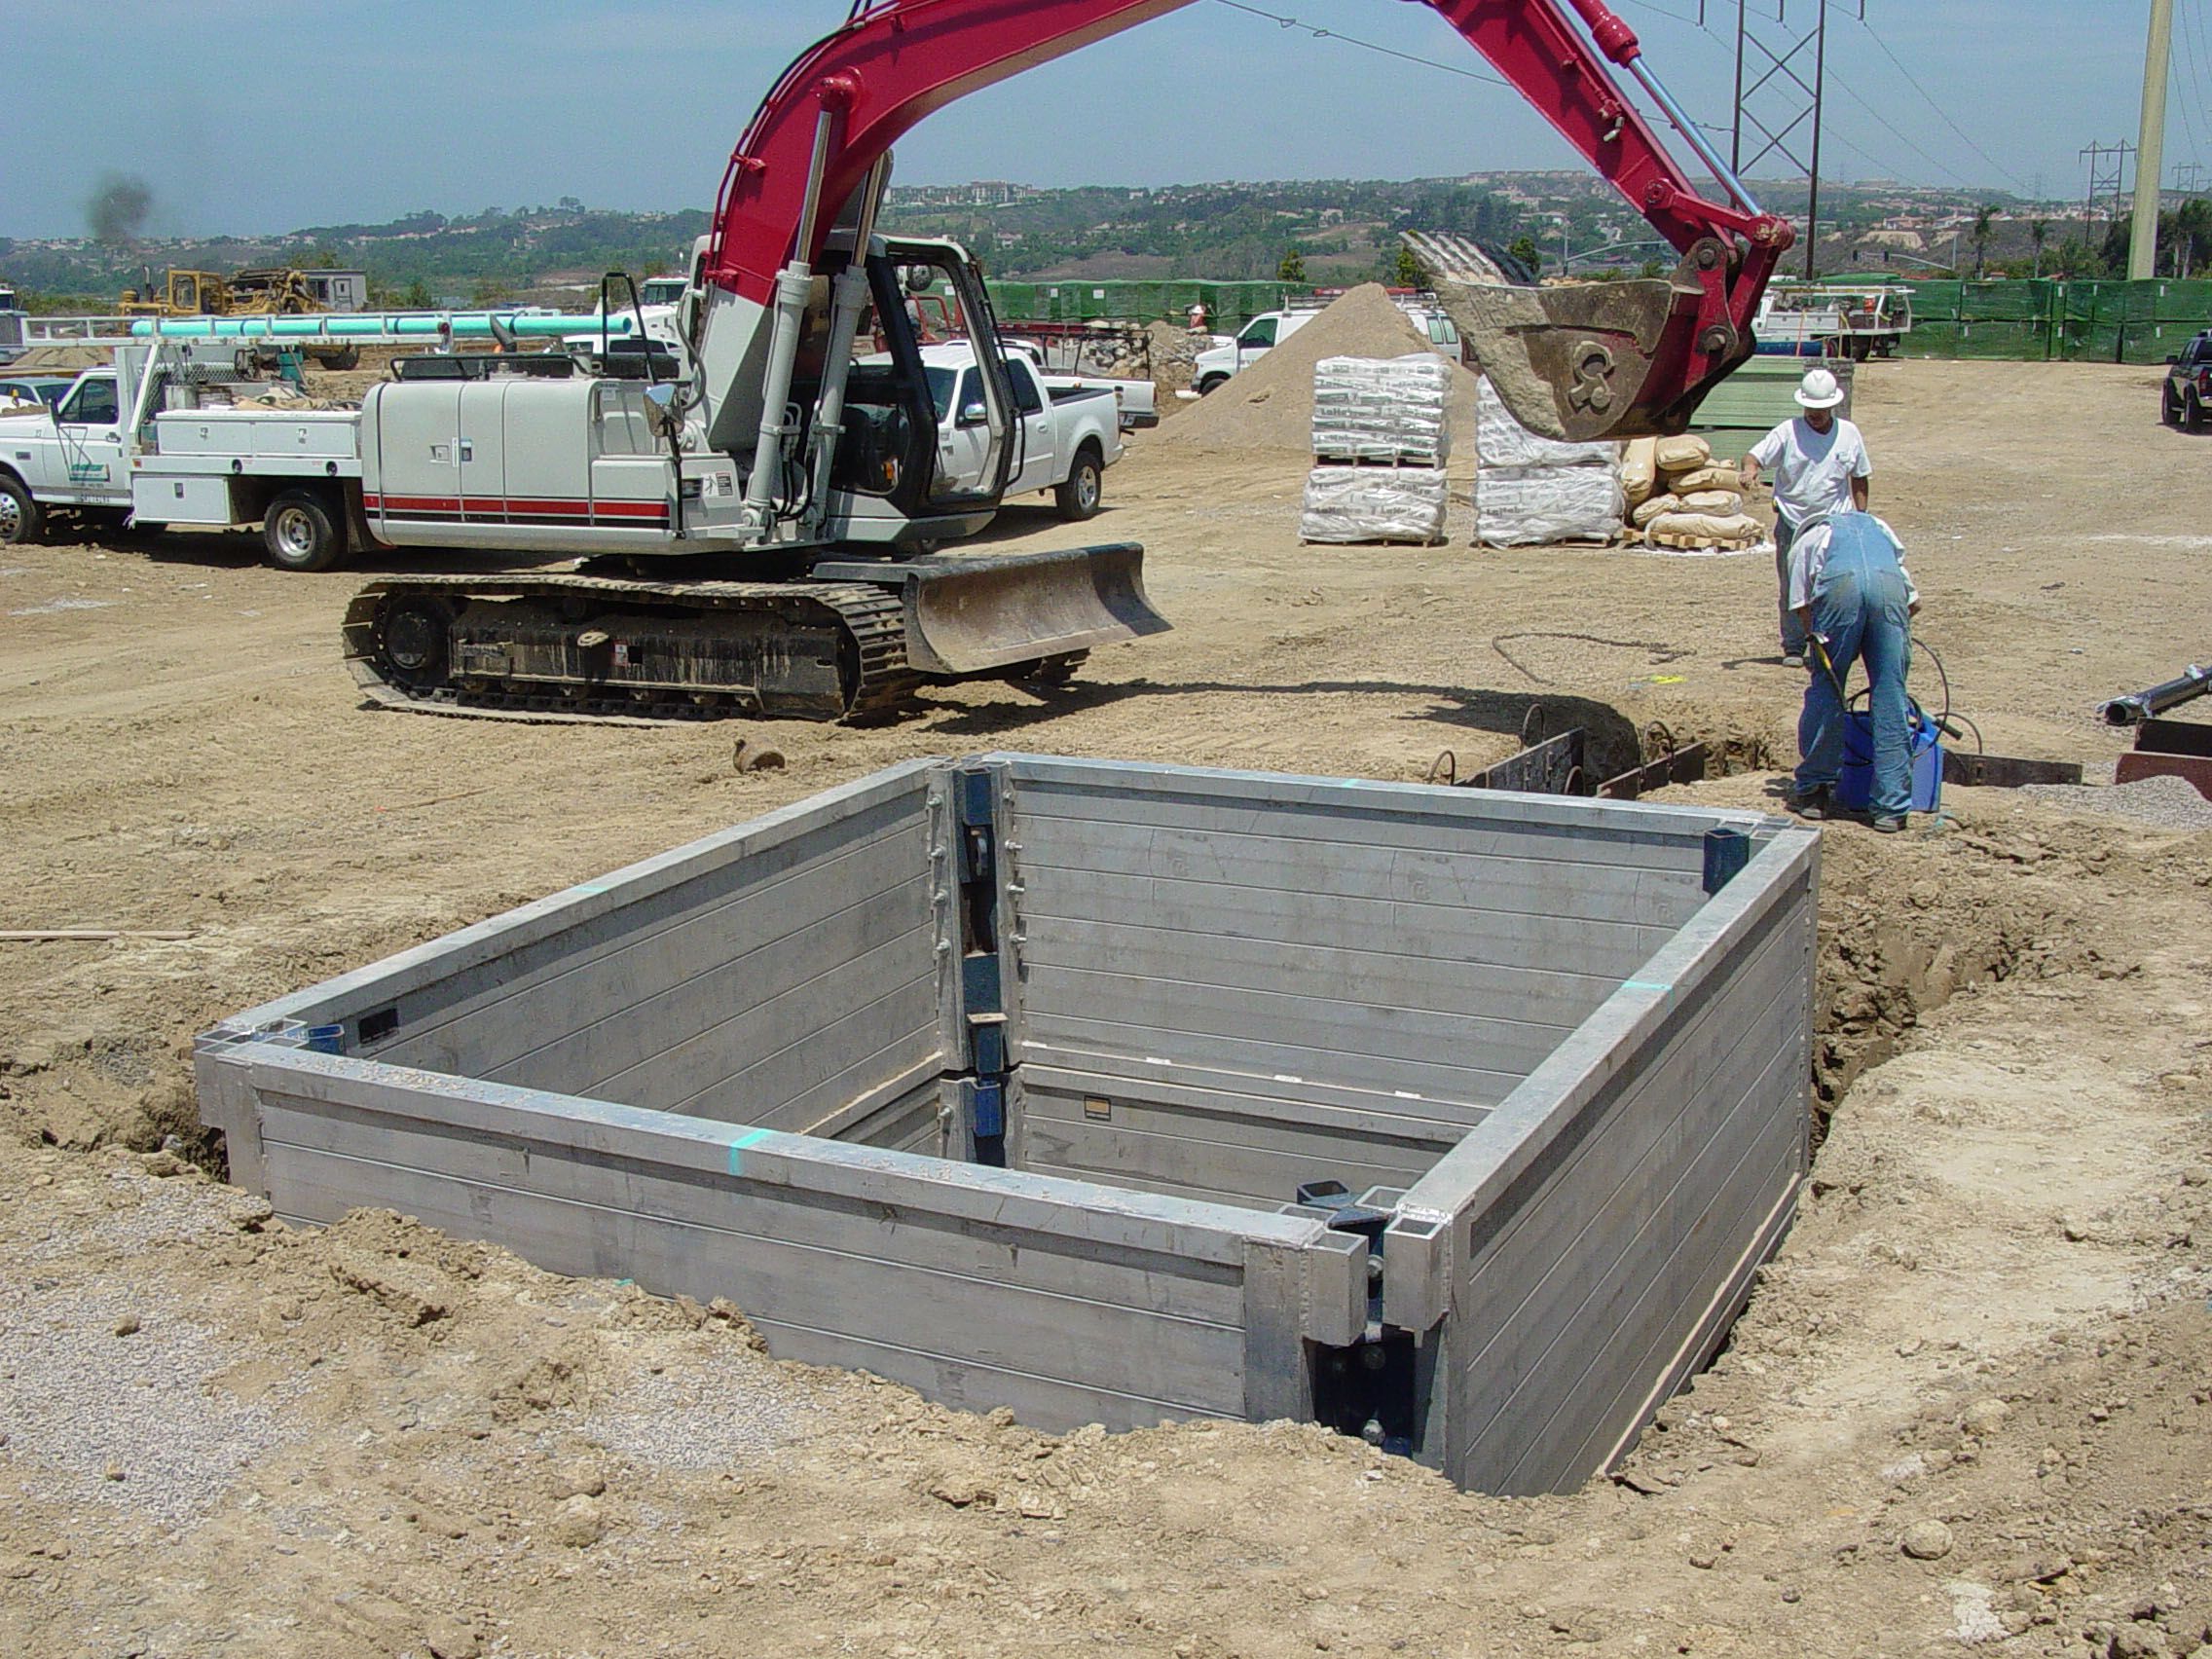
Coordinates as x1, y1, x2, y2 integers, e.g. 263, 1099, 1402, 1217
5, 345, 109, 374
1155, 283, 1481, 454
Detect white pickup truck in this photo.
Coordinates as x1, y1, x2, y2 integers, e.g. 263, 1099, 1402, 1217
916, 342, 1124, 520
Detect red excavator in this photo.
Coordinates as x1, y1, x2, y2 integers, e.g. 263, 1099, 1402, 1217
347, 0, 1792, 722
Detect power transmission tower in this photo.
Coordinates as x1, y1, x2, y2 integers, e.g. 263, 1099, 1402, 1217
2083, 140, 2137, 244
2175, 163, 2207, 195
1730, 0, 1865, 281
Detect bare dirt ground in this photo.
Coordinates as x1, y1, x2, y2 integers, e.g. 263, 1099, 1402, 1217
0, 358, 2207, 1658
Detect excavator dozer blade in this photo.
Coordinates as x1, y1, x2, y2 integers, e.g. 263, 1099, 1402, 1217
1412, 235, 1752, 444
814, 543, 1169, 678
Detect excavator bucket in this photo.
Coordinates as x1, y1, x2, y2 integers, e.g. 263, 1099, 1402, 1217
815, 543, 1169, 678
1408, 232, 1753, 444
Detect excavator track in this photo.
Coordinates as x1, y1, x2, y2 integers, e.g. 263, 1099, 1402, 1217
343, 573, 925, 725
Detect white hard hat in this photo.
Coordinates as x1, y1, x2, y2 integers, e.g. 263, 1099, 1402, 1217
1795, 367, 1846, 409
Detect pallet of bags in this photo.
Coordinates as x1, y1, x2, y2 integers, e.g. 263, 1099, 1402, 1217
1310, 353, 1453, 466
1299, 465, 1449, 545
1621, 433, 1765, 550
1472, 377, 1624, 547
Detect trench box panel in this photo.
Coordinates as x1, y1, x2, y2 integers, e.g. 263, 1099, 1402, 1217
994, 756, 1729, 1213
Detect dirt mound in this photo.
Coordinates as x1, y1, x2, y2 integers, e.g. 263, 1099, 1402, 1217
5, 345, 108, 374
1155, 283, 1481, 454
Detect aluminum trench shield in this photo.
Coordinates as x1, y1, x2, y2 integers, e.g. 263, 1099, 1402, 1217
817, 543, 1167, 676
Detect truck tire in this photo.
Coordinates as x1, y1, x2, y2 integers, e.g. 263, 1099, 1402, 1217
2163, 387, 2184, 426
2190, 393, 2208, 435
263, 489, 347, 572
1054, 444, 1104, 522
0, 474, 42, 545
1195, 374, 1228, 396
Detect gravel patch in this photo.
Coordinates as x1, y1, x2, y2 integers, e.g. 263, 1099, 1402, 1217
571, 1353, 812, 1472
2020, 773, 2212, 830
0, 1273, 308, 1530
22, 1164, 272, 1264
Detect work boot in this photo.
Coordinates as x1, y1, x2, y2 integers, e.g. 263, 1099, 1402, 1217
1782, 650, 1806, 669
1788, 786, 1830, 821
1871, 814, 1907, 834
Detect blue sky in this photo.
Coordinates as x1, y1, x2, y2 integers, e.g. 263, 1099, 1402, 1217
0, 1, 2181, 238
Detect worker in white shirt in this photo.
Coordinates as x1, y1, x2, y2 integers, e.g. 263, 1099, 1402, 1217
1785, 507, 1920, 831
1739, 366, 1872, 667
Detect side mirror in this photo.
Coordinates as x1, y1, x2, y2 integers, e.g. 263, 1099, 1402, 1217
2166, 353, 2181, 365
641, 381, 685, 440
958, 401, 987, 427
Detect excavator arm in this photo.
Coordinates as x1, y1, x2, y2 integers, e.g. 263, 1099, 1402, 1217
703, 0, 1794, 441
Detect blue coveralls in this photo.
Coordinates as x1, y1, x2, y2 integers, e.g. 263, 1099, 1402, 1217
1794, 514, 1914, 820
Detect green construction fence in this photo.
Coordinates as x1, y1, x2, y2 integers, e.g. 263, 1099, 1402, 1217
1900, 278, 2212, 364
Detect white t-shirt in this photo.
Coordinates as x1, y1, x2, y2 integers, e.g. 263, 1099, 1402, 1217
1749, 415, 1871, 528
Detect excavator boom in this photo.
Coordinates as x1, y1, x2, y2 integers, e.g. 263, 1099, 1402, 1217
705, 0, 1793, 440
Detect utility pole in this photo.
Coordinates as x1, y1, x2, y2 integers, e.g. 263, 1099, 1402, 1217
2130, 0, 2174, 278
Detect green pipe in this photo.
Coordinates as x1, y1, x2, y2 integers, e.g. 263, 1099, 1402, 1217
128, 311, 636, 341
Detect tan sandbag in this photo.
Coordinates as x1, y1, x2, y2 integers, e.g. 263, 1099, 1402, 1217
1646, 510, 1763, 545
1667, 464, 1741, 494
1621, 436, 1659, 506
1678, 489, 1745, 515
1654, 433, 1712, 473
1629, 492, 1681, 528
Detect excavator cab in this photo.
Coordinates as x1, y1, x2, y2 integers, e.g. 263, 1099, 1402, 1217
815, 236, 1021, 518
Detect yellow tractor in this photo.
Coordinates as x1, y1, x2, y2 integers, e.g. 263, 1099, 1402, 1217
118, 269, 360, 369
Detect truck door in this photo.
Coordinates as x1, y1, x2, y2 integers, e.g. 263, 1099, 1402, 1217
53, 374, 128, 502
936, 366, 992, 496
1007, 359, 1055, 495
1235, 315, 1278, 371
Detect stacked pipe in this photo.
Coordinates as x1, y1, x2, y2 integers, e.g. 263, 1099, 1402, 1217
1470, 377, 1625, 547
1624, 434, 1765, 549
1298, 354, 1453, 545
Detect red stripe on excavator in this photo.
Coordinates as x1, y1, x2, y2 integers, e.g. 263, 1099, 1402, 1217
363, 493, 667, 522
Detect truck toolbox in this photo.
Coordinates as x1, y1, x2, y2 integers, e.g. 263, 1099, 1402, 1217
131, 473, 235, 525
154, 410, 359, 459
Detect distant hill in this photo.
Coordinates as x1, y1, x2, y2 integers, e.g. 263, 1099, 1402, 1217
1, 177, 2046, 309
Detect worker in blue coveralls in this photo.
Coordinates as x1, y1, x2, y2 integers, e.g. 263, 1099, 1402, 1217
1739, 366, 1872, 667
1784, 506, 1920, 833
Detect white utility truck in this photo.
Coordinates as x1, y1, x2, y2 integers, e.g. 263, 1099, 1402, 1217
0, 343, 365, 566
1191, 298, 1464, 394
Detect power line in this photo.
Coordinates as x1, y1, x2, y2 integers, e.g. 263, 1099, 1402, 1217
1207, 1, 1511, 90
1822, 73, 1978, 188
1845, 13, 2033, 194
2171, 1, 2204, 173
1614, 0, 1708, 25
2181, 0, 2212, 169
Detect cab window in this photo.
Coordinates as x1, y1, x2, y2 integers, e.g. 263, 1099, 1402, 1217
1238, 317, 1278, 350
60, 377, 120, 425
1008, 360, 1045, 416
